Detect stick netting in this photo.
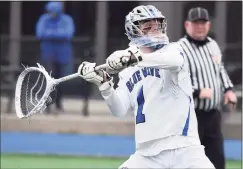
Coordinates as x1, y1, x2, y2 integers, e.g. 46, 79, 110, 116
20, 70, 47, 115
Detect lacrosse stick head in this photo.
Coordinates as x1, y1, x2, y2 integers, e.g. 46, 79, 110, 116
15, 63, 56, 119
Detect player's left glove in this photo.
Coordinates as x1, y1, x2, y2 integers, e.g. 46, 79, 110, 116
106, 46, 143, 74
78, 62, 111, 87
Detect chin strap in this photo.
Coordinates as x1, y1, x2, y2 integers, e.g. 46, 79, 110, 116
151, 44, 166, 50
129, 36, 169, 49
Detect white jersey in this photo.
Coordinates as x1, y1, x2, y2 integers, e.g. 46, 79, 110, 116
99, 43, 201, 156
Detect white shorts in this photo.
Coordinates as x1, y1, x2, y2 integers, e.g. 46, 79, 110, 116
119, 145, 215, 169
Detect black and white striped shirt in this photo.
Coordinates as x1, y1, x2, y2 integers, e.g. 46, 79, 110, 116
178, 35, 233, 111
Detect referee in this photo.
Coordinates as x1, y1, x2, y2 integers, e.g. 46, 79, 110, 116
178, 7, 238, 169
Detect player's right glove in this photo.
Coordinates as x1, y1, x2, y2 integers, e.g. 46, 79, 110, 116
78, 62, 111, 87
106, 46, 143, 74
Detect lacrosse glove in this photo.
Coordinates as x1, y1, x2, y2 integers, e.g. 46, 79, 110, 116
106, 46, 143, 74
78, 62, 111, 87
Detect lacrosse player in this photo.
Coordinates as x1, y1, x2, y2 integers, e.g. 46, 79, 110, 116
78, 5, 215, 169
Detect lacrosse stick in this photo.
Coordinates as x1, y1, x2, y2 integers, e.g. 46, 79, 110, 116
15, 63, 109, 119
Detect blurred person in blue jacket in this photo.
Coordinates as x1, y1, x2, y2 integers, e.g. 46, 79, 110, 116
36, 1, 75, 113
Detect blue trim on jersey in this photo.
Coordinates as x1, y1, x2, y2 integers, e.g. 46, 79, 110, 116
182, 97, 191, 136
180, 51, 184, 58
136, 86, 146, 124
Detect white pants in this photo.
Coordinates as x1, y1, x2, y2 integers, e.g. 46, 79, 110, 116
119, 145, 215, 169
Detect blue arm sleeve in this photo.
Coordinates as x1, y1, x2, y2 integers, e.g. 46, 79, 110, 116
36, 15, 46, 39
36, 14, 55, 40
52, 15, 75, 39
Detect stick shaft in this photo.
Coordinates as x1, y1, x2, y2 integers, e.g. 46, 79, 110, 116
95, 63, 109, 71
55, 73, 80, 84
55, 63, 108, 84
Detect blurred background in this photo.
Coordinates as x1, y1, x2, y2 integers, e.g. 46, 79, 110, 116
0, 1, 242, 168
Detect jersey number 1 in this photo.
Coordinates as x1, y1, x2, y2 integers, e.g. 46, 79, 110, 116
136, 86, 146, 124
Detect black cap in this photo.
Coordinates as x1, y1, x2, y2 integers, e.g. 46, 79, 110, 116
187, 7, 209, 22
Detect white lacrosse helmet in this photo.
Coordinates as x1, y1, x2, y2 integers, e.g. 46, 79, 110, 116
125, 5, 169, 49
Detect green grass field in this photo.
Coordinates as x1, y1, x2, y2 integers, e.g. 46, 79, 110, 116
1, 154, 242, 169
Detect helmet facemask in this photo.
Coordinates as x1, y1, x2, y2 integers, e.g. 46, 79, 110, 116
125, 5, 169, 48
126, 18, 169, 48
134, 18, 167, 38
